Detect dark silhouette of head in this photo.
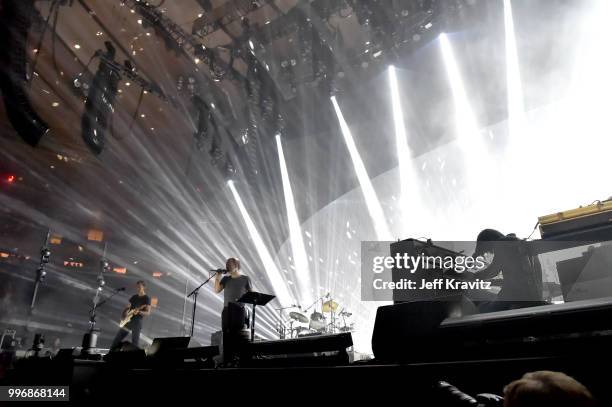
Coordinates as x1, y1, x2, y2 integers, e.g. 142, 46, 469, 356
473, 229, 506, 257
504, 371, 596, 407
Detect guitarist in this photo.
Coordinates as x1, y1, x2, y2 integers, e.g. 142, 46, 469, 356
111, 280, 151, 349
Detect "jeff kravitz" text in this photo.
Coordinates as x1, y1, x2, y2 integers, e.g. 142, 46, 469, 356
372, 278, 492, 291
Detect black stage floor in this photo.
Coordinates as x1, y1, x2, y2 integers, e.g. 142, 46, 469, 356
3, 352, 611, 403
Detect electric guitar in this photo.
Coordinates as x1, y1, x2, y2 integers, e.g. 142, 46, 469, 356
119, 304, 148, 328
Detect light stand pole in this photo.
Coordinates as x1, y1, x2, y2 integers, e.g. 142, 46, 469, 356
29, 229, 51, 313
82, 244, 111, 353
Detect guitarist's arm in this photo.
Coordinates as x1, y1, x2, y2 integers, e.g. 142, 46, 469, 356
139, 304, 151, 316
121, 303, 131, 319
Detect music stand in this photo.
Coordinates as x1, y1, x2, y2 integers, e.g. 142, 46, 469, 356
238, 291, 276, 342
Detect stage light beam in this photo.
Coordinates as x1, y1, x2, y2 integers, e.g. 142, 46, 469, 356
276, 135, 313, 303
388, 65, 416, 235
331, 96, 393, 241
439, 33, 480, 152
504, 0, 526, 139
227, 180, 292, 306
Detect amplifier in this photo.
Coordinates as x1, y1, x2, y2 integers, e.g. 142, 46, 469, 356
539, 200, 612, 239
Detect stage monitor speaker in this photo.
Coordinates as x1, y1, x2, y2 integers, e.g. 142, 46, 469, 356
147, 336, 197, 357
147, 336, 217, 367
371, 299, 470, 363
241, 332, 353, 367
103, 341, 146, 365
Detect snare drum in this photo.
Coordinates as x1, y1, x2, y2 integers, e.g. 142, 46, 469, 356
309, 311, 327, 332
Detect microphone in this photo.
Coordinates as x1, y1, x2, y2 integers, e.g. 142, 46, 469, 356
209, 269, 227, 274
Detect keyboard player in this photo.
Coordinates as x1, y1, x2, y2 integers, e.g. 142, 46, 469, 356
467, 229, 544, 313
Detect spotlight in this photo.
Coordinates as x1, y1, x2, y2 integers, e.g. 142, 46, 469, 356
7, 175, 15, 184
276, 135, 313, 303
227, 180, 292, 306
224, 153, 236, 178
100, 258, 110, 272
41, 248, 51, 263
331, 96, 392, 240
36, 267, 47, 282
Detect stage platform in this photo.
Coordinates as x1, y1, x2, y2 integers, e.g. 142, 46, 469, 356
2, 350, 612, 403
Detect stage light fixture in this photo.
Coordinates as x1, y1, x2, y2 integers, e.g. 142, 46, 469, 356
331, 96, 392, 240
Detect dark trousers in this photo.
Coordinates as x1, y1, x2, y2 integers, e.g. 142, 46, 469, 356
221, 303, 249, 364
111, 318, 142, 349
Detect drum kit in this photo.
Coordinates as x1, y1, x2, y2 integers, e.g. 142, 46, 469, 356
276, 294, 355, 339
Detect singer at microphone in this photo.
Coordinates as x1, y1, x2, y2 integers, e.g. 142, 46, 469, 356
213, 258, 252, 364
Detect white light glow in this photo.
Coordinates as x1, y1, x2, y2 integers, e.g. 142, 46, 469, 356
503, 0, 526, 140
227, 180, 292, 306
331, 96, 393, 240
276, 135, 313, 304
439, 33, 480, 152
388, 65, 417, 235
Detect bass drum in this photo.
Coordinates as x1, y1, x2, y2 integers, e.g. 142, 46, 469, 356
309, 311, 327, 332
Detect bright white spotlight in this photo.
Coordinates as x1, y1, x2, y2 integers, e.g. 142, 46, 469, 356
439, 33, 480, 151
504, 0, 526, 139
227, 180, 292, 305
276, 135, 313, 303
331, 96, 393, 241
388, 65, 416, 235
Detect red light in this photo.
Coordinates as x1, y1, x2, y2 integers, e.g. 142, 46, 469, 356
7, 175, 15, 183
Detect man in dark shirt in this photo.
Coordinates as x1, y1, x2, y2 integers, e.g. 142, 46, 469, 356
470, 229, 543, 313
111, 280, 151, 349
214, 258, 252, 363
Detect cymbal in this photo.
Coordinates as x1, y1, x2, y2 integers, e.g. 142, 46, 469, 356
289, 311, 308, 323
322, 300, 339, 313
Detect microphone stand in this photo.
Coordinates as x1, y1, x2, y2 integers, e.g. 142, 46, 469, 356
83, 287, 123, 354
187, 272, 217, 337
304, 293, 328, 313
